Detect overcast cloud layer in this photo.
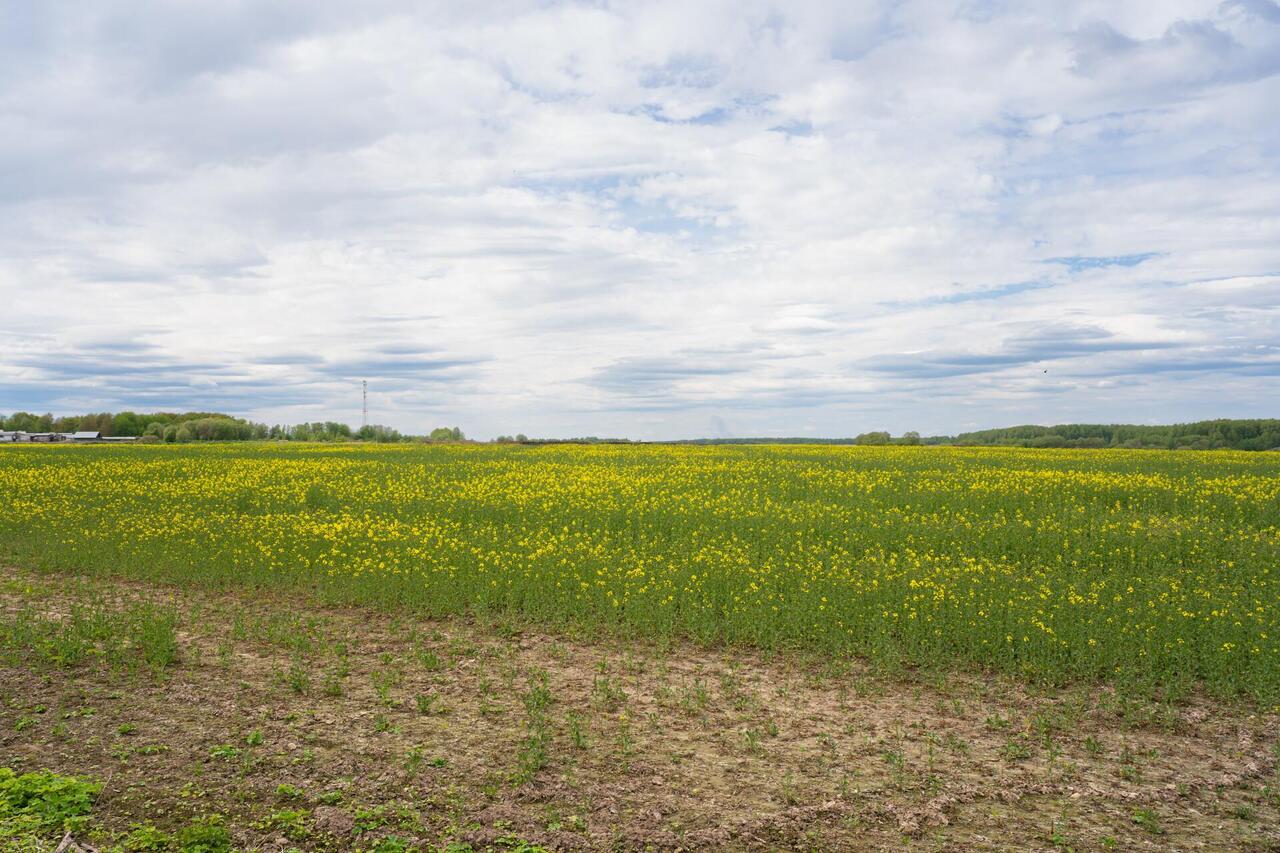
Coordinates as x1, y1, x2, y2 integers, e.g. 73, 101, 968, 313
2, 1, 1278, 439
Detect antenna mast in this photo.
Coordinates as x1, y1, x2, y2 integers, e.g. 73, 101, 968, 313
361, 380, 368, 428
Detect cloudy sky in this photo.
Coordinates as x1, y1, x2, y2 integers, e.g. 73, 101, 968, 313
2, 1, 1278, 439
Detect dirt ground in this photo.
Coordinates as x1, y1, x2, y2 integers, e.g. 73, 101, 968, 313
1, 565, 1278, 852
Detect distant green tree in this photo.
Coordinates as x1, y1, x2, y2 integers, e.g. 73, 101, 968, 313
356, 424, 403, 442
111, 411, 146, 436
855, 431, 891, 445
3, 412, 43, 432
76, 412, 112, 434
52, 415, 82, 432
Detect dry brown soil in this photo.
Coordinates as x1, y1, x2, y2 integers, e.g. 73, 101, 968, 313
1, 566, 1278, 852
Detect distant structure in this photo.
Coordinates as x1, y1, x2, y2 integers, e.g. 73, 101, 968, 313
0, 430, 135, 444
362, 379, 368, 429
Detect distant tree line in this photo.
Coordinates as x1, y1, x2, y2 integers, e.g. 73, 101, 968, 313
0, 410, 263, 442
2, 410, 237, 438
492, 435, 633, 444
674, 420, 1279, 451
947, 419, 1280, 451
675, 431, 921, 446
1, 411, 466, 445
7, 411, 1275, 451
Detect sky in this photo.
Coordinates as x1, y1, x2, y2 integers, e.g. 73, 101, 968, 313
2, 1, 1278, 440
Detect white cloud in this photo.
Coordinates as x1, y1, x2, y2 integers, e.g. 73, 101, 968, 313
1, 0, 1278, 438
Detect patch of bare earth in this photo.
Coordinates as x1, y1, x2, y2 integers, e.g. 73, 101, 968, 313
1, 566, 1278, 851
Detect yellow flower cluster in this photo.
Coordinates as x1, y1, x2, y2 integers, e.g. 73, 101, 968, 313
1, 442, 1276, 699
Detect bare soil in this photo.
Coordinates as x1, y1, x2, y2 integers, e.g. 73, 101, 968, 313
1, 566, 1277, 852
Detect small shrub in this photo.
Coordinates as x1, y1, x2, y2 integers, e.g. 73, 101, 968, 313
1000, 738, 1031, 762
131, 604, 180, 670
0, 767, 100, 833
1131, 807, 1162, 835
174, 814, 232, 852
122, 823, 172, 851
322, 672, 344, 697
566, 712, 588, 749
260, 808, 308, 840
984, 713, 1009, 731
403, 746, 425, 776
513, 726, 550, 784
276, 783, 304, 801
285, 660, 310, 695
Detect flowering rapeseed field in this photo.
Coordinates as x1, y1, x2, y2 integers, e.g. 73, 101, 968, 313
1, 443, 1277, 700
